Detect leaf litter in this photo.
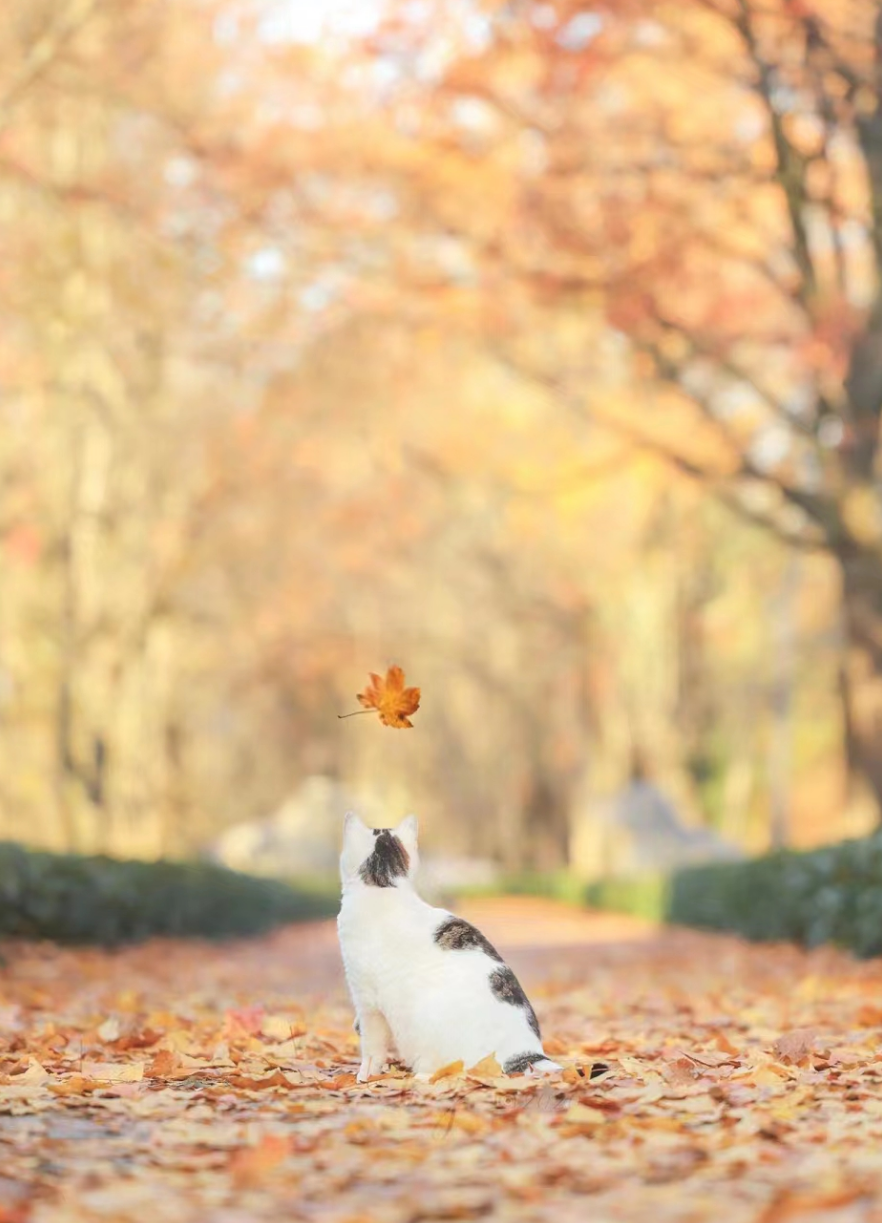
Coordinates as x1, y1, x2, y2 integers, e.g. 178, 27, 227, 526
3, 898, 882, 1221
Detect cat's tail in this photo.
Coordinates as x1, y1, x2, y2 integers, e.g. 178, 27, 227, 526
504, 1052, 562, 1076
529, 1057, 562, 1075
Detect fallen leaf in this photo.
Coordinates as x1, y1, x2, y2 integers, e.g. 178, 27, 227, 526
429, 1060, 464, 1084
322, 1073, 358, 1089
558, 1102, 607, 1133
226, 1070, 295, 1091
465, 1053, 502, 1078
773, 1030, 818, 1066
229, 1134, 292, 1187
81, 1062, 144, 1083
97, 1016, 122, 1043
15, 1061, 49, 1086
48, 1075, 100, 1097
713, 1030, 741, 1056
757, 1188, 869, 1223
260, 1015, 299, 1041
145, 1049, 181, 1078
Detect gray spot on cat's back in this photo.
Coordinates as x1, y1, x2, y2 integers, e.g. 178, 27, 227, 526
503, 1051, 546, 1075
489, 966, 541, 1039
359, 829, 410, 887
433, 917, 503, 962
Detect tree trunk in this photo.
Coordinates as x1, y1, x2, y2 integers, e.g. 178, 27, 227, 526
839, 549, 882, 818
520, 765, 571, 871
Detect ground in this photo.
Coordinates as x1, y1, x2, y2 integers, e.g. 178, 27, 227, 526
2, 897, 882, 1223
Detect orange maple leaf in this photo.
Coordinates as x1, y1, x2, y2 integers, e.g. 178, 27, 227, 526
355, 665, 421, 729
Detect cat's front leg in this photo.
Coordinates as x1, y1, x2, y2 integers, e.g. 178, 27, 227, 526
356, 1009, 393, 1082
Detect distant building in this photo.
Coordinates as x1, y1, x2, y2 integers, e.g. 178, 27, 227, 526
206, 775, 384, 878
571, 778, 743, 878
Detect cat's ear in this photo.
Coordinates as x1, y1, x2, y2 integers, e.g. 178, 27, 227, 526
343, 810, 369, 834
340, 811, 373, 882
395, 814, 419, 850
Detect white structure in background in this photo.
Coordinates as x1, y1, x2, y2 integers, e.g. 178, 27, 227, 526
571, 777, 744, 878
207, 775, 386, 878
206, 776, 502, 898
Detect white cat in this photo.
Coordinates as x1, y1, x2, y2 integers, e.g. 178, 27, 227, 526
337, 812, 561, 1081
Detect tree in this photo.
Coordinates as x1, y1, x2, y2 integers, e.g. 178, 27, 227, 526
320, 0, 882, 817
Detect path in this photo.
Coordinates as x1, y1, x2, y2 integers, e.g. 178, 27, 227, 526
2, 898, 882, 1223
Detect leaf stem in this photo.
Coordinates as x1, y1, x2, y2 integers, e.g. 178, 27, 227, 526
337, 710, 374, 719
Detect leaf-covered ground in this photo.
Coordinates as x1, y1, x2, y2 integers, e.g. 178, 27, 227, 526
3, 897, 882, 1223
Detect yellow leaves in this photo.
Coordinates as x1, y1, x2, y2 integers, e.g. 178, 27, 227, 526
772, 1029, 819, 1066
145, 1049, 180, 1078
465, 1053, 502, 1078
354, 665, 421, 729
558, 1101, 607, 1134
225, 1070, 297, 1092
4, 896, 882, 1221
261, 1015, 299, 1042
48, 1074, 101, 1097
229, 1134, 292, 1188
80, 1061, 145, 1084
429, 1060, 464, 1084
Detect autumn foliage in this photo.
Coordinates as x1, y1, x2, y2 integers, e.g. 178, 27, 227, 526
0, 0, 880, 873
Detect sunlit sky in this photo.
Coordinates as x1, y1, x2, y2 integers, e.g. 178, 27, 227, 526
259, 0, 384, 43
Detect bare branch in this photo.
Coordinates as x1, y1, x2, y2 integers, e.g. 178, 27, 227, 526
0, 0, 104, 131
488, 342, 835, 551
731, 0, 817, 310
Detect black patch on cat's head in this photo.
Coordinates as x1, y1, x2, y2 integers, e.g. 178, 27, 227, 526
433, 917, 503, 962
503, 1051, 546, 1076
489, 966, 541, 1039
359, 829, 410, 887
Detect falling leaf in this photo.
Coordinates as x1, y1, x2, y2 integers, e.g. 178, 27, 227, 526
354, 666, 421, 729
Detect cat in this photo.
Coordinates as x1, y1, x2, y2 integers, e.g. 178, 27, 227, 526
337, 812, 561, 1081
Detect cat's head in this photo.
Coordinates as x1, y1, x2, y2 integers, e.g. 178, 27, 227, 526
340, 812, 419, 889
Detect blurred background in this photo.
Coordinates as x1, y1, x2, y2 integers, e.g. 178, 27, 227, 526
1, 0, 881, 887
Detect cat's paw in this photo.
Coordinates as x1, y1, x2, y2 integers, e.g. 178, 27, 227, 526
357, 1057, 387, 1082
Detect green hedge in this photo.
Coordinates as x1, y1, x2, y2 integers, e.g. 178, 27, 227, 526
668, 833, 882, 958
584, 873, 670, 922
471, 833, 882, 958
0, 842, 339, 946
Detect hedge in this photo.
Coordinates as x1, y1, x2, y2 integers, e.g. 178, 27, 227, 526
0, 842, 339, 946
668, 833, 882, 958
471, 833, 882, 959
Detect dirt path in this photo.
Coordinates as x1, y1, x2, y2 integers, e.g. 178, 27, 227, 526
2, 898, 882, 1223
